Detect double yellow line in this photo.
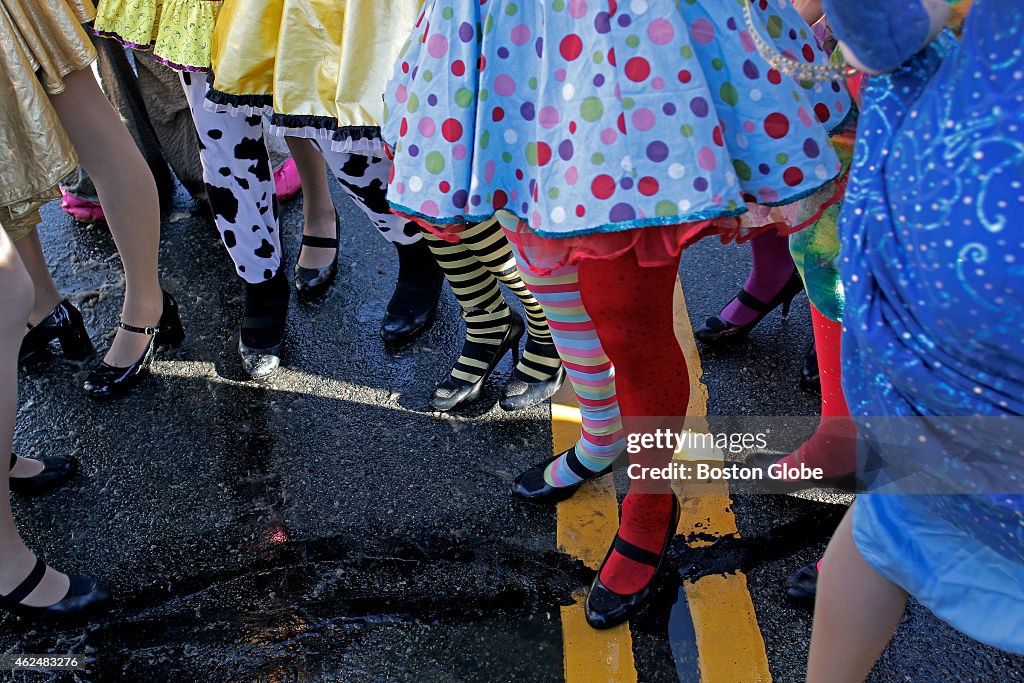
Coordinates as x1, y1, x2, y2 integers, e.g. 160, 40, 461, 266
555, 282, 772, 683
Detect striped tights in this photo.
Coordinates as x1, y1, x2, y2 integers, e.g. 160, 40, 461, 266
503, 216, 686, 595
423, 220, 561, 389
499, 219, 626, 486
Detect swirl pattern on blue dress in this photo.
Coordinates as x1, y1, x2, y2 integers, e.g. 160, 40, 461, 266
830, 0, 1024, 654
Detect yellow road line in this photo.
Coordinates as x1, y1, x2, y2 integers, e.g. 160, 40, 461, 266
561, 587, 639, 683
685, 574, 771, 682
552, 389, 620, 570
672, 282, 772, 683
554, 382, 638, 683
556, 280, 771, 682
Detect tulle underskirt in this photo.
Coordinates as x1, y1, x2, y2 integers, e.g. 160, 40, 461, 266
394, 180, 842, 276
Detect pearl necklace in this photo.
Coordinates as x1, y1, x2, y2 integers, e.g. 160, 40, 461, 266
742, 0, 859, 82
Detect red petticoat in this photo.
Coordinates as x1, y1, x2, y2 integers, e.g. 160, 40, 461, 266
393, 183, 843, 276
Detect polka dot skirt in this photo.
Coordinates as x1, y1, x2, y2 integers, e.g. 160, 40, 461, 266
383, 0, 850, 242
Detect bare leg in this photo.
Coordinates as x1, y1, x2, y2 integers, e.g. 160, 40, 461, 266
8, 230, 67, 478
48, 68, 163, 368
807, 503, 908, 683
12, 229, 63, 326
285, 137, 337, 269
0, 229, 71, 607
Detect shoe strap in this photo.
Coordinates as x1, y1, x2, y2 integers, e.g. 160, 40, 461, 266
735, 288, 771, 314
117, 321, 158, 336
9, 452, 16, 471
611, 535, 663, 568
300, 235, 339, 249
2, 558, 47, 603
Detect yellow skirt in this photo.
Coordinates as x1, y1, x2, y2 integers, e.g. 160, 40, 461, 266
93, 0, 222, 72
0, 0, 96, 239
208, 0, 420, 135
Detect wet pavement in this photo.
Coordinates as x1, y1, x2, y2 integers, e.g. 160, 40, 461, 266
3, 179, 1023, 682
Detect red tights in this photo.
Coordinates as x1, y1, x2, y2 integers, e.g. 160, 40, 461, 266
579, 252, 687, 594
777, 304, 856, 477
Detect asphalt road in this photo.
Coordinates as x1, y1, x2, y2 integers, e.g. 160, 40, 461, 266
2, 177, 1021, 682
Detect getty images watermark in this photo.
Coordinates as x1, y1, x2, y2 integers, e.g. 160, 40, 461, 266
622, 429, 825, 483
611, 416, 1024, 495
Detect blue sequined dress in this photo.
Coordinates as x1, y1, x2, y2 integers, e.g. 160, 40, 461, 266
835, 0, 1024, 653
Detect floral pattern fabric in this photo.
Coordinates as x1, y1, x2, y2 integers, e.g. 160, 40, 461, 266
94, 0, 222, 72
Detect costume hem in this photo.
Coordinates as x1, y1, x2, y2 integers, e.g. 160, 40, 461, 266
42, 53, 98, 96
0, 157, 79, 218
92, 30, 210, 72
204, 87, 381, 140
824, 105, 857, 139
760, 169, 845, 212
387, 167, 844, 241
203, 85, 274, 110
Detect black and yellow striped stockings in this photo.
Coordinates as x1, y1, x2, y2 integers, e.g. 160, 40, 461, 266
423, 220, 561, 408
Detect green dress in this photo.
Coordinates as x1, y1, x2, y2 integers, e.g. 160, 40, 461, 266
788, 38, 858, 324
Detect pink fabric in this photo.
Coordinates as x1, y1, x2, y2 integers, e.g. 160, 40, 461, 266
59, 187, 105, 223
273, 158, 301, 203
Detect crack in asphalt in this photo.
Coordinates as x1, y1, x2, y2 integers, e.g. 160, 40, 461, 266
674, 505, 847, 582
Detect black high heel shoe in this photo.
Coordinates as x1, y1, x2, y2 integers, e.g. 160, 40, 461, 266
83, 291, 185, 400
9, 453, 77, 495
239, 269, 289, 379
381, 240, 444, 349
19, 300, 94, 364
512, 447, 626, 504
429, 311, 525, 411
695, 270, 804, 345
501, 365, 566, 412
585, 495, 680, 630
800, 340, 820, 391
500, 337, 567, 411
294, 211, 340, 299
0, 559, 110, 622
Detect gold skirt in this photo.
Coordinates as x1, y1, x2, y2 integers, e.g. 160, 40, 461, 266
208, 0, 420, 132
0, 0, 97, 239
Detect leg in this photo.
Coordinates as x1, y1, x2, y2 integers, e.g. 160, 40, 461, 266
422, 229, 514, 410
460, 221, 563, 407
12, 229, 63, 326
318, 150, 422, 246
720, 230, 798, 326
766, 304, 857, 481
502, 223, 625, 487
808, 504, 908, 682
181, 73, 287, 377
3, 211, 93, 365
696, 230, 802, 343
181, 73, 281, 283
135, 56, 208, 203
460, 220, 549, 345
578, 251, 687, 624
286, 137, 337, 270
0, 228, 70, 607
48, 68, 165, 369
318, 148, 443, 346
